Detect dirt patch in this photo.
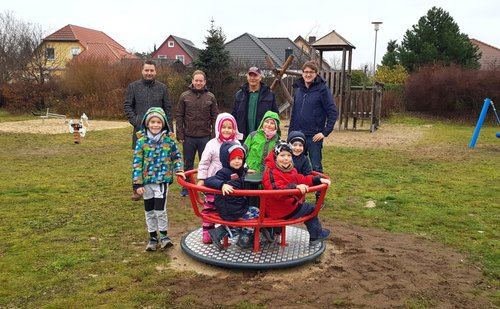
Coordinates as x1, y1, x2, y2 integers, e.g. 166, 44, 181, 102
280, 122, 431, 150
0, 119, 428, 151
164, 221, 493, 308
0, 119, 130, 134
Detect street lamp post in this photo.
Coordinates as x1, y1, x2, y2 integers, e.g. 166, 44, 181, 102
371, 21, 382, 78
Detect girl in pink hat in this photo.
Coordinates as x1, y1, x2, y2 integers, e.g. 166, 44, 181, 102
196, 113, 243, 243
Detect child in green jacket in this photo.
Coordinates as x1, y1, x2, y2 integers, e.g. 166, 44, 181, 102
244, 110, 281, 175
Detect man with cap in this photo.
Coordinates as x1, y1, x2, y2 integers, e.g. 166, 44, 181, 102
232, 66, 278, 141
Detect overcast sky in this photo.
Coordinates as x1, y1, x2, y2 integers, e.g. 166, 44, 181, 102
4, 0, 499, 69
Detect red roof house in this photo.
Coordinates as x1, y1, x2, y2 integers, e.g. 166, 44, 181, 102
42, 24, 138, 70
151, 35, 199, 65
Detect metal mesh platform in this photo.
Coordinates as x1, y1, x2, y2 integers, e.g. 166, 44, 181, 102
180, 226, 325, 269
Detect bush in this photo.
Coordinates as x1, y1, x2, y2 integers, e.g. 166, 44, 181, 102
382, 84, 405, 115
351, 70, 371, 86
376, 65, 409, 84
58, 59, 191, 119
405, 65, 500, 117
2, 78, 60, 114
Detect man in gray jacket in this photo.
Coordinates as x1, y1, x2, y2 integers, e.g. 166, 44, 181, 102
124, 60, 173, 150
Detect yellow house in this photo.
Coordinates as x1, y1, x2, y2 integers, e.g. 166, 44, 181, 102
42, 24, 138, 74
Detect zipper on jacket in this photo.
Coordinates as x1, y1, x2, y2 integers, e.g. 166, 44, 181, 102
300, 94, 307, 119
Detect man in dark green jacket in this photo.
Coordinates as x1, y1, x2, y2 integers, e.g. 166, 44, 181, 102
232, 67, 278, 141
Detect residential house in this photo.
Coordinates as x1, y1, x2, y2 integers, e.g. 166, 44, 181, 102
151, 35, 199, 65
471, 38, 500, 70
224, 33, 313, 72
42, 24, 138, 73
225, 33, 332, 73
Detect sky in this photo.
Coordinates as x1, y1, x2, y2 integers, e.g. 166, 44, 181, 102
3, 0, 499, 70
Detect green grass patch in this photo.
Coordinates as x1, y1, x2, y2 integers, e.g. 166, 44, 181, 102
0, 111, 498, 307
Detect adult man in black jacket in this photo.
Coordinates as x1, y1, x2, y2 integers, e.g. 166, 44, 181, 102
124, 60, 173, 150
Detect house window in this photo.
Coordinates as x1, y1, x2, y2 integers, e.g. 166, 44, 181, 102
157, 55, 167, 59
46, 47, 55, 60
168, 41, 174, 47
71, 47, 81, 57
176, 55, 185, 64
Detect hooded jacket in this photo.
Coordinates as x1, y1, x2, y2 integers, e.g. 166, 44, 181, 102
175, 84, 218, 140
197, 113, 243, 180
261, 150, 321, 219
204, 142, 248, 221
232, 81, 278, 140
132, 107, 184, 189
289, 76, 338, 137
287, 130, 312, 175
244, 111, 281, 173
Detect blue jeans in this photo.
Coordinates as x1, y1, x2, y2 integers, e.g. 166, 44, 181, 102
288, 202, 322, 239
305, 135, 323, 173
305, 136, 323, 199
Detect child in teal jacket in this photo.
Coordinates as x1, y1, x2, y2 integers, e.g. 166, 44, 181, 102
132, 107, 185, 251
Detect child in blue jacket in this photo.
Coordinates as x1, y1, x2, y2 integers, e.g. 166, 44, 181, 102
204, 141, 259, 249
287, 131, 312, 176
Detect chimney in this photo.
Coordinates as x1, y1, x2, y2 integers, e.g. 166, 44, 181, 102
285, 47, 293, 60
308, 36, 316, 43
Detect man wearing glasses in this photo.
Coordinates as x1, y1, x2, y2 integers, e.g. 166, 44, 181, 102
232, 67, 278, 141
289, 61, 338, 202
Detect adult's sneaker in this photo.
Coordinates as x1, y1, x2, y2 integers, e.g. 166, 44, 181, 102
160, 235, 173, 249
146, 237, 158, 251
309, 228, 331, 245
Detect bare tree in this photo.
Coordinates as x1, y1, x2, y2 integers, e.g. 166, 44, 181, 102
0, 11, 66, 110
328, 54, 342, 71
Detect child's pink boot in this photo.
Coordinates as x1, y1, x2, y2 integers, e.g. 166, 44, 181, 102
202, 229, 213, 244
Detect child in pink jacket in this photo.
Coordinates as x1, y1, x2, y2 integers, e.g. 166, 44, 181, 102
196, 113, 243, 243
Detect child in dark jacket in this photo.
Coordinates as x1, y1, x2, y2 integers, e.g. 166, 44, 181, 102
204, 141, 259, 249
262, 140, 331, 244
287, 131, 312, 176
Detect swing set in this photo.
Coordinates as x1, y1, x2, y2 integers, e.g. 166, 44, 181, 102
469, 98, 500, 148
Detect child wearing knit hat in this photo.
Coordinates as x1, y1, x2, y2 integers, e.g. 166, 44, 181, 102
261, 140, 331, 244
204, 142, 260, 250
132, 107, 185, 251
287, 131, 313, 176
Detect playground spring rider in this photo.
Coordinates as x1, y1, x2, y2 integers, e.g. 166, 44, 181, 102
68, 113, 88, 144
469, 98, 500, 148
